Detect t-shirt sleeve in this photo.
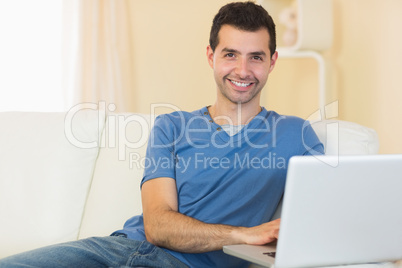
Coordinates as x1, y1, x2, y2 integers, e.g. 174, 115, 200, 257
301, 121, 325, 156
141, 115, 176, 187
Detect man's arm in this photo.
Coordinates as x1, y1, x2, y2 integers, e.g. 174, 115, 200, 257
142, 177, 280, 253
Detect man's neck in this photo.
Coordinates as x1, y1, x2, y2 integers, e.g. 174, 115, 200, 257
208, 101, 262, 126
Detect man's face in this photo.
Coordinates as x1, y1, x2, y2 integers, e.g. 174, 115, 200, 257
207, 25, 277, 105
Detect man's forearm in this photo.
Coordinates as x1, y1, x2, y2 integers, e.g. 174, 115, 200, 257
141, 177, 280, 253
144, 209, 245, 253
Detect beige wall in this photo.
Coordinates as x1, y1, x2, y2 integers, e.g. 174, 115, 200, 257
127, 0, 402, 154
127, 0, 229, 114
330, 0, 402, 154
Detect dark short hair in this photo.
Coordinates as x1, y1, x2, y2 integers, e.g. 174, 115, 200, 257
209, 1, 276, 56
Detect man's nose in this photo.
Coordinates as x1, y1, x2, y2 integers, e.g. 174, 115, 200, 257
235, 58, 251, 79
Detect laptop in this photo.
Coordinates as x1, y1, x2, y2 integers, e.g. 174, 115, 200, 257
224, 154, 402, 267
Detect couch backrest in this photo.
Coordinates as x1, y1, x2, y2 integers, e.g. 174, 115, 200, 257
310, 120, 379, 155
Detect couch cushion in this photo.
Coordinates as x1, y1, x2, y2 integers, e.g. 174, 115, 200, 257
0, 110, 104, 258
79, 113, 152, 239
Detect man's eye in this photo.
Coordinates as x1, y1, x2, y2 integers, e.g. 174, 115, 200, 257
225, 53, 235, 58
253, 56, 263, 61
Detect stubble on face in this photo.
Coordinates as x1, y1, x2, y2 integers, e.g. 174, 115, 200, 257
218, 73, 262, 105
210, 25, 273, 107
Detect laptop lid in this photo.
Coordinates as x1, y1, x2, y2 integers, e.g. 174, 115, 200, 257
275, 154, 402, 267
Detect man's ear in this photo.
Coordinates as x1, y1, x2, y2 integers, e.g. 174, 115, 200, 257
269, 51, 278, 74
206, 45, 214, 69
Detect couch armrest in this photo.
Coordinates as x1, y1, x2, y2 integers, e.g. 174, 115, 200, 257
0, 110, 104, 258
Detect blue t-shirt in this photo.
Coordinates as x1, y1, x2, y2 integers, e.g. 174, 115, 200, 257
116, 107, 324, 268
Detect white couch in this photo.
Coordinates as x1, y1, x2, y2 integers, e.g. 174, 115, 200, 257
0, 109, 381, 263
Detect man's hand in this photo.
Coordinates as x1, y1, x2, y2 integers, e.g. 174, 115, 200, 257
141, 177, 281, 253
234, 219, 281, 246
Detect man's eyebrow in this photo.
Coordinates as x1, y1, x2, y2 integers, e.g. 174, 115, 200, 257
249, 51, 267, 57
221, 48, 267, 57
221, 48, 240, 54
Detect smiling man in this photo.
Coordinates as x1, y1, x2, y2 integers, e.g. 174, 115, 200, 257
0, 2, 323, 268
207, 24, 277, 126
116, 2, 322, 267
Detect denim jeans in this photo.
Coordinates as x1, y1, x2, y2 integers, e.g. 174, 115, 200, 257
0, 235, 188, 268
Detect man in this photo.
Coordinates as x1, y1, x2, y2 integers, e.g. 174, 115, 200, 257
0, 2, 323, 268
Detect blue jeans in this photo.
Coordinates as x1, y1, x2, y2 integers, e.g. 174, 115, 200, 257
0, 235, 188, 268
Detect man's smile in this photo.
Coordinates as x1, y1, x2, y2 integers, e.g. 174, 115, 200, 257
227, 79, 254, 90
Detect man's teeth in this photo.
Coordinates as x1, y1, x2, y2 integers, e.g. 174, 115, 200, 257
230, 80, 252, 87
